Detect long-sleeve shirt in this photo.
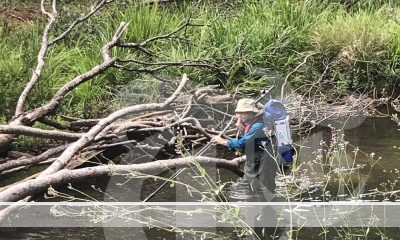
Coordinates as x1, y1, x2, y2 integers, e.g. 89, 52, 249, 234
226, 121, 273, 180
227, 122, 269, 151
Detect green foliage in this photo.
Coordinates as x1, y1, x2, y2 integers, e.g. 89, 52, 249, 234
1, 0, 400, 121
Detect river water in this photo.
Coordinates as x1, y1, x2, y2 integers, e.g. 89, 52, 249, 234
1, 109, 400, 239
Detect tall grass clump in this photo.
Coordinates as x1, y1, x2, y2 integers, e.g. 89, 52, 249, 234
0, 24, 42, 119
311, 7, 399, 92
193, 0, 327, 90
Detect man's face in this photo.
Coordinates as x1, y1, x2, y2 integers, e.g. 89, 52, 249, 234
236, 112, 256, 125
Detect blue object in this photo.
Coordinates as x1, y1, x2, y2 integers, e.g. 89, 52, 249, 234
277, 144, 295, 163
263, 99, 294, 164
263, 99, 287, 122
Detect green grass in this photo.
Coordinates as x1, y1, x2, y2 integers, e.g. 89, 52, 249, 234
1, 0, 400, 121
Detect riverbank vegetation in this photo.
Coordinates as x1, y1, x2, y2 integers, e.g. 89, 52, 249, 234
1, 0, 400, 122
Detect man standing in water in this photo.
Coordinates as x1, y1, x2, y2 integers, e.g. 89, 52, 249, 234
211, 98, 278, 199
213, 98, 285, 239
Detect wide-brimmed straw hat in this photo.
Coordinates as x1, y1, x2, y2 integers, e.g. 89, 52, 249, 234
234, 98, 259, 113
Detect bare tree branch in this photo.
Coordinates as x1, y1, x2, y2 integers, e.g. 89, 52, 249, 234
40, 0, 56, 19
39, 74, 188, 176
69, 119, 101, 128
136, 117, 212, 139
115, 59, 226, 75
0, 125, 82, 141
48, 0, 112, 46
14, 1, 121, 119
23, 22, 129, 123
1, 9, 130, 153
0, 145, 69, 173
51, 0, 57, 14
39, 117, 75, 131
0, 156, 241, 202
0, 197, 31, 224
15, 0, 58, 116
119, 19, 190, 50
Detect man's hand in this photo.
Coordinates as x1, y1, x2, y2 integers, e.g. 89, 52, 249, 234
235, 116, 245, 133
211, 136, 228, 146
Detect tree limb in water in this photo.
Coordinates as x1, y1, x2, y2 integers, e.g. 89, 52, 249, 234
0, 156, 242, 202
0, 145, 69, 173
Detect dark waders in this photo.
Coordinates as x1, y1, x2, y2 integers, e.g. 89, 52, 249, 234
229, 137, 283, 239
